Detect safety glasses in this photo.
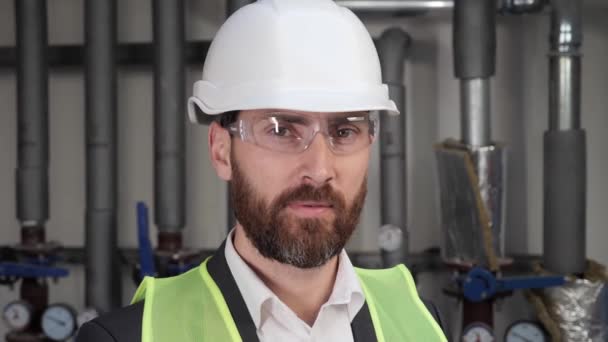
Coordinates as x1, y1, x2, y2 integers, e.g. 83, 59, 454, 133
227, 111, 379, 155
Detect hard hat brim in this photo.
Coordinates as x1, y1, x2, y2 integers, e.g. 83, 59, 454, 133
187, 80, 399, 125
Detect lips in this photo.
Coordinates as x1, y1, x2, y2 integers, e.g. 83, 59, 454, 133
286, 201, 334, 217
290, 201, 333, 208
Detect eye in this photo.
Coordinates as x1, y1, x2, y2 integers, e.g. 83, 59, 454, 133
267, 124, 293, 137
336, 128, 357, 138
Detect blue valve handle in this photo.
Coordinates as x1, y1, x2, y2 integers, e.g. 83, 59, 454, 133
462, 267, 566, 302
137, 202, 156, 278
0, 262, 69, 278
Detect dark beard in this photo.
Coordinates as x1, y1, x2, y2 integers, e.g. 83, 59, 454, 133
230, 161, 367, 269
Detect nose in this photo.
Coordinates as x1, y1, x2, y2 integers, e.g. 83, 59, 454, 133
299, 133, 336, 186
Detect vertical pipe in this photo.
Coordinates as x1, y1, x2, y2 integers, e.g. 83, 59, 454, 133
376, 28, 411, 267
14, 1, 49, 337
225, 0, 252, 232
543, 0, 585, 275
15, 0, 49, 230
460, 79, 491, 146
453, 0, 496, 146
153, 0, 186, 239
85, 0, 120, 313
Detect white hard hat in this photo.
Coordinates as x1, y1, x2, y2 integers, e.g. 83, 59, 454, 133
187, 0, 399, 125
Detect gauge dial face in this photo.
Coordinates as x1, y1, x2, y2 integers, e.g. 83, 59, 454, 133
505, 321, 547, 342
3, 301, 32, 331
42, 304, 77, 341
378, 224, 403, 252
462, 323, 494, 342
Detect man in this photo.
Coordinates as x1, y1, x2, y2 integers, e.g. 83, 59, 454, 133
77, 0, 447, 341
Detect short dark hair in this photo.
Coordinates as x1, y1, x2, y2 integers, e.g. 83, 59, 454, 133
217, 111, 239, 128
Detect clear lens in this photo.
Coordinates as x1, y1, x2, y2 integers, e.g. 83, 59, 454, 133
231, 112, 378, 154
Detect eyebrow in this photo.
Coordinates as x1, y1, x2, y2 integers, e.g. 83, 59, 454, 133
265, 113, 310, 124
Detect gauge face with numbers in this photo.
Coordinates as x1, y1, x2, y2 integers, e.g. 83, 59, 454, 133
505, 321, 547, 342
462, 323, 494, 342
42, 304, 77, 341
3, 300, 32, 331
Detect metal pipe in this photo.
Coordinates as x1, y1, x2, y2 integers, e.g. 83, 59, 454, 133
454, 0, 496, 146
337, 0, 546, 13
15, 0, 49, 229
460, 79, 491, 146
153, 0, 186, 234
376, 28, 411, 267
543, 0, 585, 275
549, 0, 582, 131
336, 0, 453, 11
85, 0, 121, 313
499, 0, 546, 14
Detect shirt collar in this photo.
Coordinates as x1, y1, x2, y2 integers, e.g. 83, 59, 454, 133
223, 229, 365, 329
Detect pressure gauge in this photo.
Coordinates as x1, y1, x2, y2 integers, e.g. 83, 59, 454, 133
378, 224, 403, 252
42, 304, 77, 341
462, 323, 494, 342
3, 300, 33, 331
505, 320, 548, 342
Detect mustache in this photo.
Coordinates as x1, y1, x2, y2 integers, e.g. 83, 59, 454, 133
273, 183, 346, 210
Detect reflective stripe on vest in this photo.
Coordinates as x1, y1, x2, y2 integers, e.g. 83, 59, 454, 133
131, 250, 446, 342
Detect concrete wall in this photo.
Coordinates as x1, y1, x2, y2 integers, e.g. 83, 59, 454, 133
0, 0, 607, 340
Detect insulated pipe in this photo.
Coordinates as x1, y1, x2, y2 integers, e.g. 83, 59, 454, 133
153, 0, 186, 235
543, 0, 586, 275
376, 28, 411, 267
85, 0, 121, 313
454, 0, 496, 146
15, 0, 49, 229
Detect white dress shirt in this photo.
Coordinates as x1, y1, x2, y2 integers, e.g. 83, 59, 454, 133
224, 230, 365, 342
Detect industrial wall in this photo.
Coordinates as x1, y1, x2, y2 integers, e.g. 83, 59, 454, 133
0, 0, 607, 340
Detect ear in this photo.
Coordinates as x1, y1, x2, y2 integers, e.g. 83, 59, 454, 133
208, 121, 232, 181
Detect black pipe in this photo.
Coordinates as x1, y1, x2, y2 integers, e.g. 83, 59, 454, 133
15, 0, 49, 228
376, 28, 411, 267
543, 131, 586, 275
543, 0, 585, 275
153, 0, 186, 233
453, 0, 496, 80
0, 42, 211, 68
84, 0, 121, 313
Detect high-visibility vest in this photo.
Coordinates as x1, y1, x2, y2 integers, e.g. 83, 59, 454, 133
131, 246, 447, 342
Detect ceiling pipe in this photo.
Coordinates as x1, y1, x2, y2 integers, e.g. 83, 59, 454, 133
336, 0, 547, 14
84, 0, 121, 313
153, 0, 186, 251
376, 28, 411, 268
543, 0, 585, 275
